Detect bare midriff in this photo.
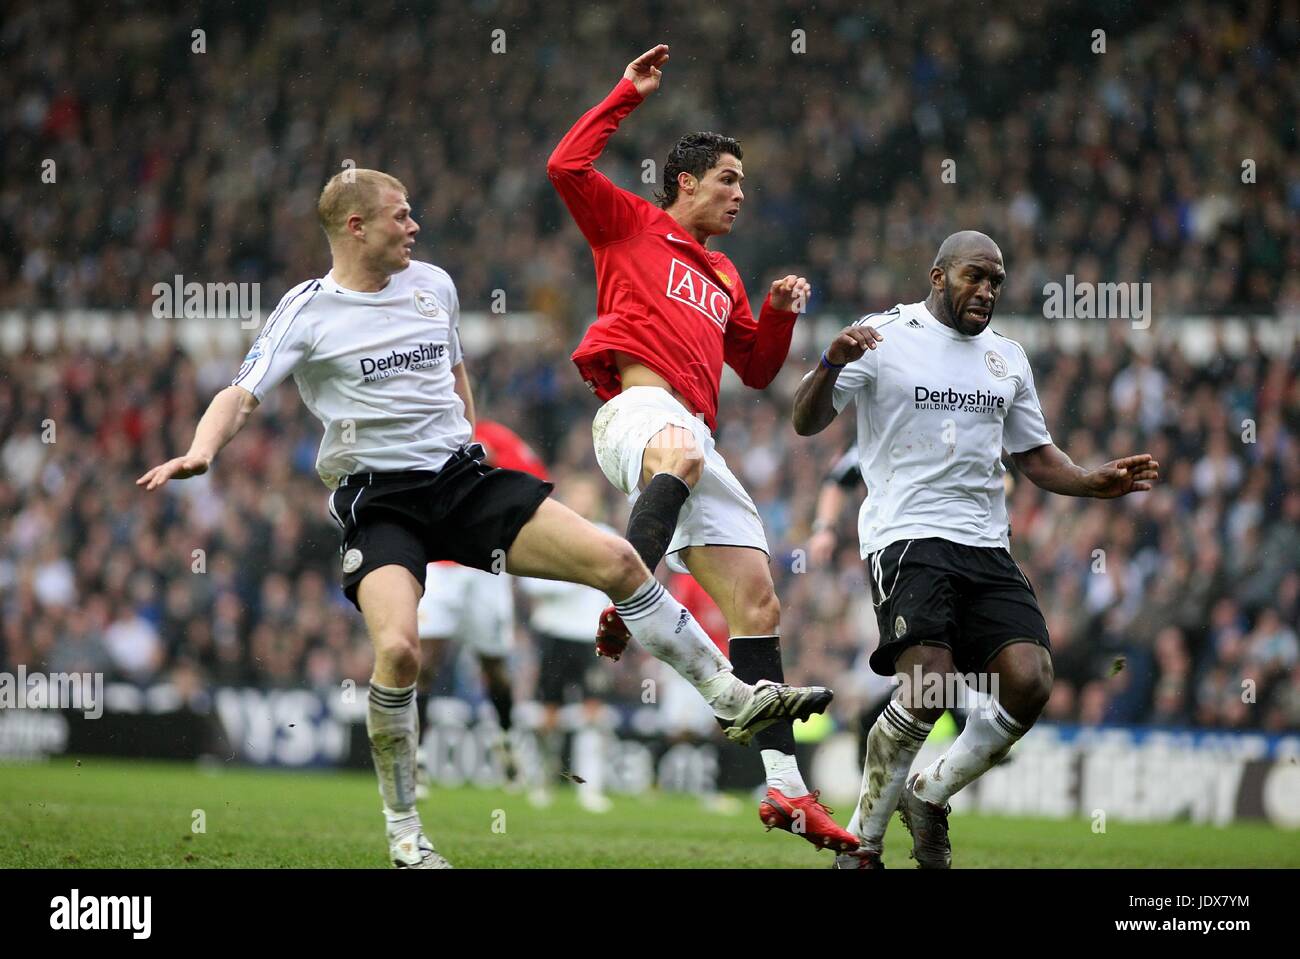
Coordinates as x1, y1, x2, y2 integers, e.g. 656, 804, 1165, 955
613, 351, 699, 416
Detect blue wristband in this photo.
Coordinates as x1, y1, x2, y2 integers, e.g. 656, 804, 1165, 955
820, 351, 846, 370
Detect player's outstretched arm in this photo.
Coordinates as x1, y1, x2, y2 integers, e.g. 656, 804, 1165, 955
791, 323, 883, 435
1012, 445, 1159, 498
136, 385, 259, 491
546, 45, 668, 247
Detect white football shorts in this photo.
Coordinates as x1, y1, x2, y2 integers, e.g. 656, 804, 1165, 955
417, 562, 514, 657
591, 386, 768, 574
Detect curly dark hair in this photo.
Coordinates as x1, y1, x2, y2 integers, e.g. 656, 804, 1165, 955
654, 131, 743, 209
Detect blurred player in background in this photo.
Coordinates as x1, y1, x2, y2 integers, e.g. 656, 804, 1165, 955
415, 419, 550, 795
794, 230, 1159, 868
140, 168, 835, 869
807, 444, 862, 568
519, 475, 618, 813
549, 43, 858, 854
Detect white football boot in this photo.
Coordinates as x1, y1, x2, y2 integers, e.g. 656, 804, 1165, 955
389, 831, 452, 869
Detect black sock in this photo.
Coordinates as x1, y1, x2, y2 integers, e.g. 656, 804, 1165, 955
728, 634, 796, 754
625, 473, 691, 572
488, 684, 513, 731
415, 691, 429, 741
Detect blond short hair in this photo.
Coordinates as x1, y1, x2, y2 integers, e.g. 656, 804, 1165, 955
317, 169, 409, 238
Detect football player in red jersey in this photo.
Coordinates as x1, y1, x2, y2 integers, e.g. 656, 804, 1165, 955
548, 44, 857, 855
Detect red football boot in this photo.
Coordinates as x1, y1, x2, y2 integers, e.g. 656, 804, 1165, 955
595, 606, 631, 661
759, 788, 861, 853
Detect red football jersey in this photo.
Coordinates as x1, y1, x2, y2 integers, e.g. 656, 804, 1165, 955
548, 78, 798, 433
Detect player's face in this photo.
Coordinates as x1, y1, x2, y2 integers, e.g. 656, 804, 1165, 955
369, 189, 420, 273
937, 252, 1005, 336
698, 154, 744, 235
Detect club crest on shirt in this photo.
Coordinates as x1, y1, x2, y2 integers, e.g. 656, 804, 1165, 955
342, 548, 364, 574
413, 290, 441, 317
894, 615, 908, 638
985, 350, 1008, 379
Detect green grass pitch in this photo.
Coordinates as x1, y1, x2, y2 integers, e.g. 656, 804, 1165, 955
2, 757, 1297, 868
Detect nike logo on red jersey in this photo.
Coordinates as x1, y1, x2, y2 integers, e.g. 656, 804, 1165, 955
666, 233, 691, 244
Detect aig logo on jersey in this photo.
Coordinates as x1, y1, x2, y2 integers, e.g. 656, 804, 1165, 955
666, 258, 732, 330
985, 350, 1009, 378
413, 290, 441, 317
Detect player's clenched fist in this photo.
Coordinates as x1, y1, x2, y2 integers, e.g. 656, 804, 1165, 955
136, 454, 211, 491
624, 44, 669, 97
825, 323, 884, 366
770, 275, 811, 313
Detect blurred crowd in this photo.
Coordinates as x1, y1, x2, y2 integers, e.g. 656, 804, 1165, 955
2, 0, 1298, 326
1, 323, 1296, 732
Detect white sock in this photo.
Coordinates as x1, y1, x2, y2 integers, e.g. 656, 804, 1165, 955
573, 726, 606, 796
912, 698, 1026, 806
760, 750, 809, 796
367, 680, 420, 834
615, 578, 749, 719
846, 700, 932, 847
540, 727, 564, 787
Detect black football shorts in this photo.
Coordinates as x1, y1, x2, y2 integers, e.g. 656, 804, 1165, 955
535, 631, 598, 707
328, 444, 553, 611
866, 537, 1050, 677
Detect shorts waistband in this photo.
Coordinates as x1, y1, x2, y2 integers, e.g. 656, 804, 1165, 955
338, 444, 484, 487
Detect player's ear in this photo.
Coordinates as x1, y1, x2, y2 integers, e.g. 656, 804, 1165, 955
930, 265, 945, 290
678, 171, 696, 196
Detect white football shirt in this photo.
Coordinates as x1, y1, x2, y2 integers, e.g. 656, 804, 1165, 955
827, 301, 1052, 556
232, 261, 470, 489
